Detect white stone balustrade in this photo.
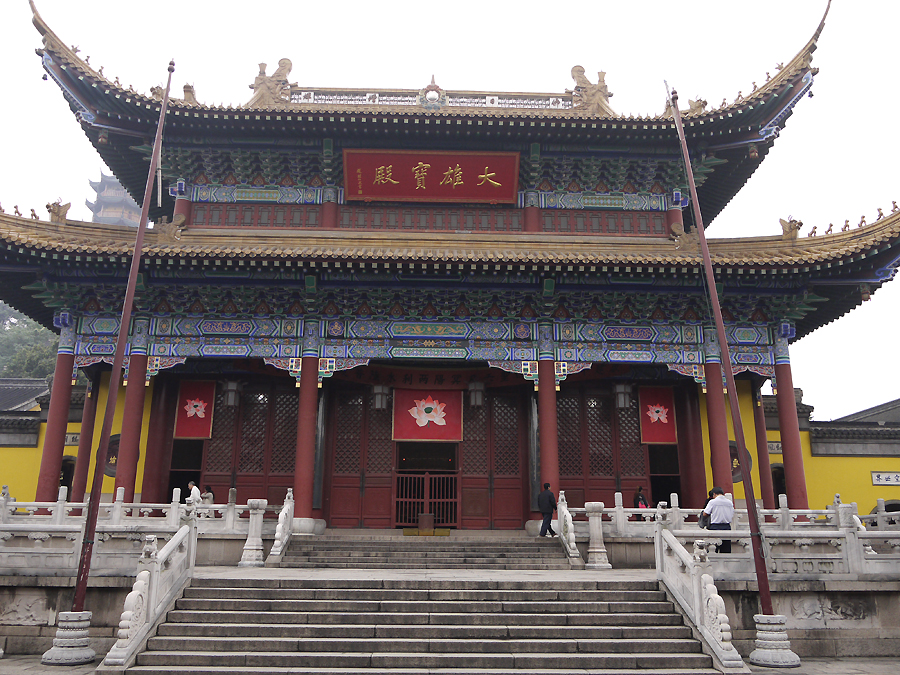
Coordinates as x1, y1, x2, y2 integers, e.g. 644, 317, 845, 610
102, 509, 198, 670
0, 485, 286, 576
555, 491, 581, 565
265, 489, 295, 566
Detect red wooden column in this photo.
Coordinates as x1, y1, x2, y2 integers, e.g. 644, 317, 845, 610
71, 370, 101, 503
115, 354, 149, 502
704, 362, 733, 493
523, 191, 540, 233
294, 352, 319, 519
753, 379, 776, 509
141, 378, 177, 504
675, 383, 707, 508
36, 352, 76, 501
536, 359, 559, 494
322, 186, 339, 229
173, 194, 192, 223
775, 361, 809, 508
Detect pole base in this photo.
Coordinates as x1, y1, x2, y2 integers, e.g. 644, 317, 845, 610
749, 614, 800, 668
41, 611, 96, 666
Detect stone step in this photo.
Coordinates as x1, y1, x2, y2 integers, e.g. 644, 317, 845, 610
147, 635, 702, 654
156, 622, 693, 640
127, 668, 720, 675
164, 610, 686, 626
278, 561, 573, 570
182, 587, 666, 602
174, 598, 674, 614
188, 577, 660, 590
134, 650, 714, 670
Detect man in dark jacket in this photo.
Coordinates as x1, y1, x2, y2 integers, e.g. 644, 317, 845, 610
537, 483, 557, 537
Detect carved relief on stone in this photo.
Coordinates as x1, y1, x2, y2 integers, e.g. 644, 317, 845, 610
568, 66, 615, 117
245, 59, 294, 108
0, 592, 48, 624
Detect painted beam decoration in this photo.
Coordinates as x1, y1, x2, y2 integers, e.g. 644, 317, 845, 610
174, 381, 217, 439
638, 386, 677, 444
392, 389, 464, 442
344, 149, 519, 204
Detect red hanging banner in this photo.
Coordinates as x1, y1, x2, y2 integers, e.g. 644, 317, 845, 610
638, 386, 677, 444
392, 389, 464, 442
174, 381, 217, 439
344, 149, 519, 204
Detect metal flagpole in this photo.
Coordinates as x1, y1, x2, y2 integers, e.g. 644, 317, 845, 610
667, 88, 774, 615
71, 60, 175, 613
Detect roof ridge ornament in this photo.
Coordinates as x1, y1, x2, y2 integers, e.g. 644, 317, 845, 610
245, 59, 294, 108
417, 76, 447, 109
567, 66, 615, 117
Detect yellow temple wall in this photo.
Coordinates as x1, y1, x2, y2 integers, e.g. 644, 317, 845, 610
0, 374, 153, 503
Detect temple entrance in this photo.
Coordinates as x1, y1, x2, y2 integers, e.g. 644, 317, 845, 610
557, 386, 650, 508
200, 380, 298, 505
325, 384, 526, 529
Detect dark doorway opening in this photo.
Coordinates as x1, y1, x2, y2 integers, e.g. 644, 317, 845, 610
648, 444, 681, 507
397, 442, 457, 471
771, 464, 786, 504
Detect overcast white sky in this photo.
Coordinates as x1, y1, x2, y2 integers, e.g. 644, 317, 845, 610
2, 1, 898, 420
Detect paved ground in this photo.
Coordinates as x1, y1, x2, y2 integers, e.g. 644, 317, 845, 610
3, 653, 898, 674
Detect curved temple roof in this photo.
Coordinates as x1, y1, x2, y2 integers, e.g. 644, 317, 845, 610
30, 1, 829, 224
0, 195, 896, 340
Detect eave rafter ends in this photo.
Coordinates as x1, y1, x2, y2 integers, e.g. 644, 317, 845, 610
30, 0, 827, 125
1, 202, 897, 270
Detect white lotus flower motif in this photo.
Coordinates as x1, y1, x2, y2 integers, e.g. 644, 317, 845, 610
646, 404, 668, 424
408, 396, 447, 427
184, 398, 207, 418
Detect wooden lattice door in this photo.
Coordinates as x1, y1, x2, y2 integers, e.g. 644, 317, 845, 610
327, 388, 393, 528
459, 392, 525, 529
557, 388, 648, 508
201, 381, 297, 505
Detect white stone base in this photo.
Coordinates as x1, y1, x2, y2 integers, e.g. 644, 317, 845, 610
749, 614, 801, 668
41, 611, 96, 666
292, 517, 326, 535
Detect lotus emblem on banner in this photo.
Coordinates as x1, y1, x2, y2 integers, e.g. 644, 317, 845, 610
646, 404, 668, 424
408, 396, 447, 427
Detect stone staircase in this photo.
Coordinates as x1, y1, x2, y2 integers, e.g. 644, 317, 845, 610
124, 577, 719, 674
278, 532, 572, 570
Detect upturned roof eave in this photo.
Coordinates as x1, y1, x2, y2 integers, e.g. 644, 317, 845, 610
1, 205, 896, 270
31, 0, 825, 126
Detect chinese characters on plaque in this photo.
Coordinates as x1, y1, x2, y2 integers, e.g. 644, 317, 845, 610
344, 149, 520, 204
872, 471, 900, 486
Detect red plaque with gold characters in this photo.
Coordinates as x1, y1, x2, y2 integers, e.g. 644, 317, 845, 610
344, 149, 519, 204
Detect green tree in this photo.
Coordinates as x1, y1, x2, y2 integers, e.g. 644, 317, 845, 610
0, 302, 59, 379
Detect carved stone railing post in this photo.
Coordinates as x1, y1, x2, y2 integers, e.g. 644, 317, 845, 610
876, 498, 889, 528
110, 486, 126, 525
669, 492, 684, 529
224, 487, 238, 530
777, 493, 791, 530
612, 491, 627, 534
51, 486, 68, 526
166, 488, 182, 528
585, 502, 611, 569
239, 499, 268, 567
0, 485, 10, 523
